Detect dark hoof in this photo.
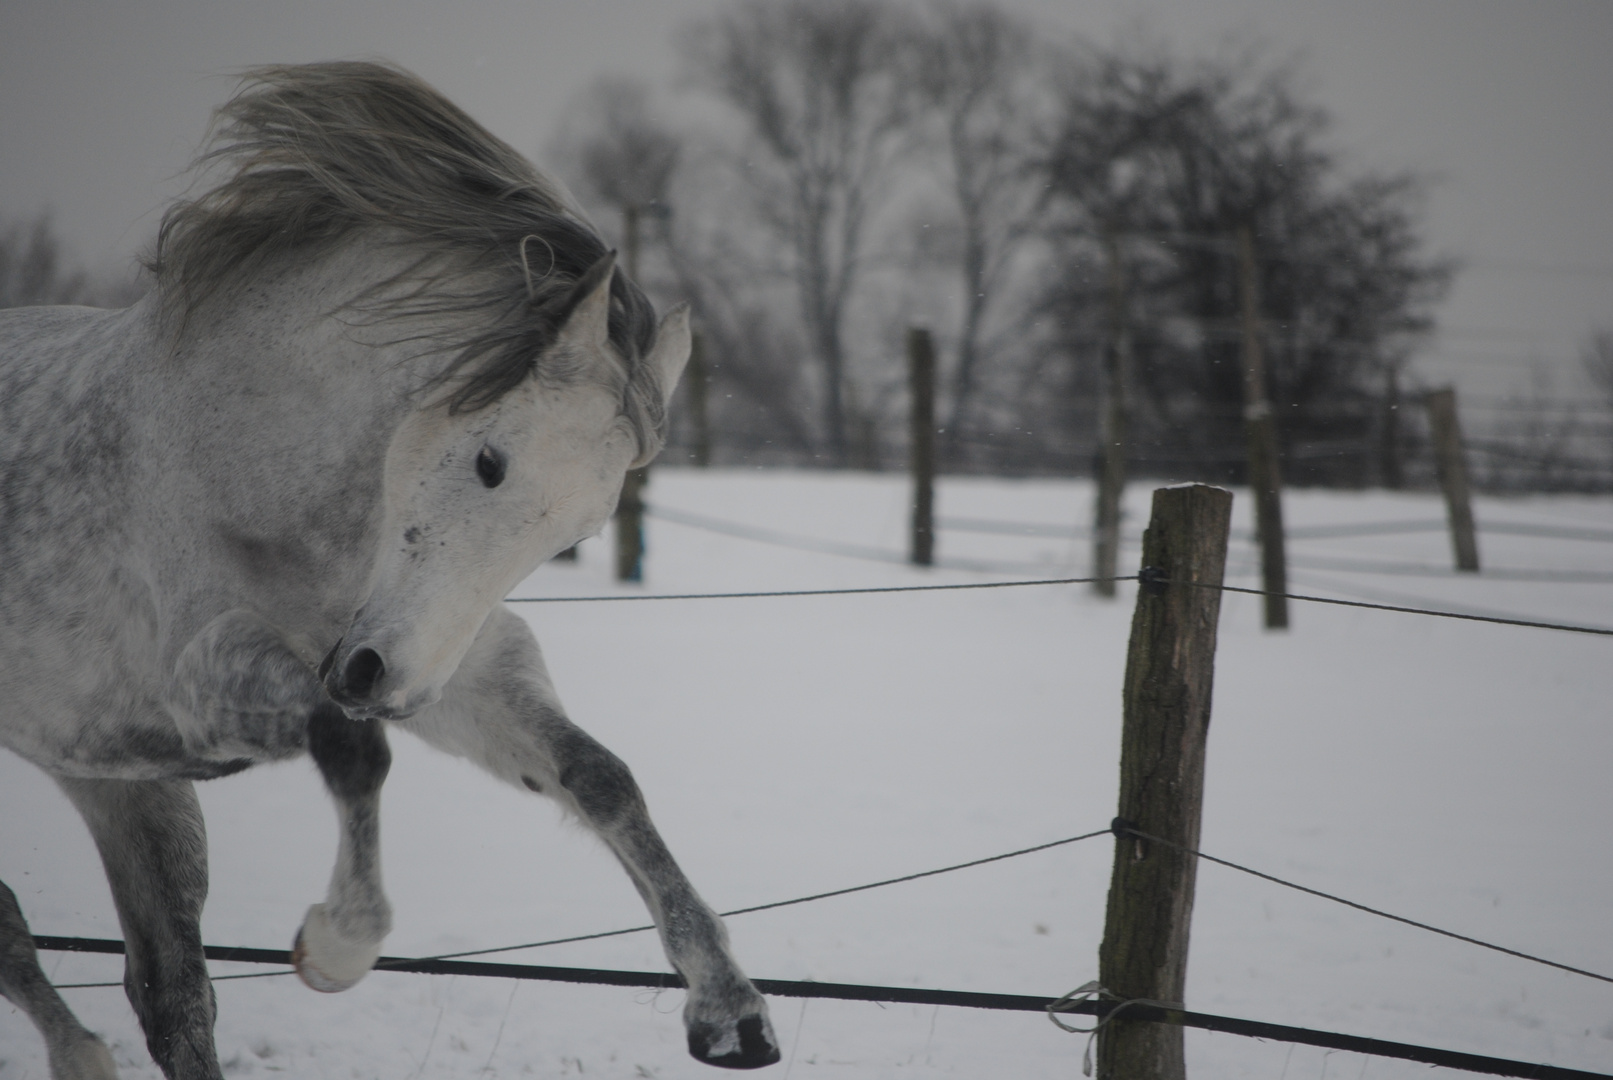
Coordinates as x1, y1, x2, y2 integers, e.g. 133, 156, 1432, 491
688, 1015, 781, 1069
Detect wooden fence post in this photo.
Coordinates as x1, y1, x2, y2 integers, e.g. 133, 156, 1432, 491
1236, 225, 1289, 629
687, 328, 712, 468
614, 467, 647, 582
613, 218, 650, 582
1092, 228, 1131, 598
1097, 484, 1233, 1080
1425, 386, 1480, 572
909, 326, 936, 566
1379, 364, 1405, 490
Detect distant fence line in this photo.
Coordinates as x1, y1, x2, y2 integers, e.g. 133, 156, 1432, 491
663, 410, 1613, 494
614, 502, 1613, 630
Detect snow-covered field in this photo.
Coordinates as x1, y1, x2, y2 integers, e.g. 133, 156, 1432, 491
4, 468, 1611, 1078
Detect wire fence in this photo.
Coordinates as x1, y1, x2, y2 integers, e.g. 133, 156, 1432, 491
31, 497, 1613, 1077
514, 503, 1613, 636
41, 831, 1111, 990
37, 943, 1612, 1078
42, 822, 1611, 990
939, 513, 1613, 545
40, 819, 1613, 1077
507, 575, 1613, 636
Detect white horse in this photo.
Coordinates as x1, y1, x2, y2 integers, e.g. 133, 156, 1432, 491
0, 62, 779, 1077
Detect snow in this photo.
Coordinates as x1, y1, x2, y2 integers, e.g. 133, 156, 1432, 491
3, 468, 1611, 1078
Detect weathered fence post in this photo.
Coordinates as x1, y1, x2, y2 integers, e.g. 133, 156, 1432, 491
614, 467, 647, 582
687, 328, 712, 468
1097, 484, 1233, 1080
1092, 228, 1131, 598
1236, 225, 1289, 629
613, 223, 648, 581
1379, 364, 1405, 490
908, 326, 936, 566
1425, 386, 1479, 572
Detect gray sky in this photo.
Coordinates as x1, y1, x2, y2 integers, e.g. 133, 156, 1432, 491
3, 0, 1610, 405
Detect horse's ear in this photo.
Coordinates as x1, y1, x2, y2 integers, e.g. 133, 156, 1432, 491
645, 303, 692, 408
553, 252, 615, 352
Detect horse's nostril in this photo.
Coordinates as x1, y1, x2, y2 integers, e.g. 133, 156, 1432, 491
342, 647, 386, 699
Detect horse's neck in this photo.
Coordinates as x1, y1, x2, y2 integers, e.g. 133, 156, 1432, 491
0, 256, 426, 674
144, 258, 428, 650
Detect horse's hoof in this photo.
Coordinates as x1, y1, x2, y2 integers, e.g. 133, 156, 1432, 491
687, 1014, 781, 1069
291, 902, 381, 993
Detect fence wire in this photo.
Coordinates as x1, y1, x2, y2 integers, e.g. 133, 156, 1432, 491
38, 821, 1612, 1079
1172, 577, 1613, 636
44, 821, 1608, 989
43, 830, 1110, 990
1112, 823, 1613, 986
509, 571, 1613, 637
507, 575, 1132, 604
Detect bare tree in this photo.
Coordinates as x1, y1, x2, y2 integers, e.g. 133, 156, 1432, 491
0, 214, 92, 308
0, 213, 146, 309
683, 0, 912, 465
1583, 326, 1613, 406
1582, 325, 1613, 472
547, 80, 685, 574
548, 78, 680, 281
904, 1, 1048, 465
1037, 44, 1451, 484
552, 82, 824, 463
654, 186, 822, 460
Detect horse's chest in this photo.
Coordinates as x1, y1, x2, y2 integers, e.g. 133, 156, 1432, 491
0, 606, 316, 781
1, 688, 302, 782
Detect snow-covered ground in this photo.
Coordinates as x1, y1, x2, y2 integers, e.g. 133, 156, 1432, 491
4, 469, 1611, 1078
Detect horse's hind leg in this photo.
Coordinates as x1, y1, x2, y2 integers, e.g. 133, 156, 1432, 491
0, 878, 119, 1079
291, 700, 393, 993
57, 777, 221, 1080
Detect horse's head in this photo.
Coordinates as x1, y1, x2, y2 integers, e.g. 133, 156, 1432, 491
321, 256, 688, 719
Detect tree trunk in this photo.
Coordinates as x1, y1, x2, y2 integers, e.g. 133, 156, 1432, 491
1093, 228, 1130, 598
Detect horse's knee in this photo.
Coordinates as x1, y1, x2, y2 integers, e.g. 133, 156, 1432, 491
307, 701, 391, 800
557, 739, 641, 824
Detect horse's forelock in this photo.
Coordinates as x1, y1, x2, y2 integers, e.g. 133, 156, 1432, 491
440, 255, 665, 456
148, 60, 663, 453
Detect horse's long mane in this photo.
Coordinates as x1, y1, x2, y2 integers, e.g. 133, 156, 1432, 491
149, 61, 662, 438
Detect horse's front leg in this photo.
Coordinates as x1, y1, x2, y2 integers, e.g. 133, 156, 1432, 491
56, 777, 221, 1080
399, 608, 780, 1070
166, 610, 394, 992
291, 701, 393, 992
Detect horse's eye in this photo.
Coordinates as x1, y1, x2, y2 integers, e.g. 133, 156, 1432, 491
476, 445, 507, 489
